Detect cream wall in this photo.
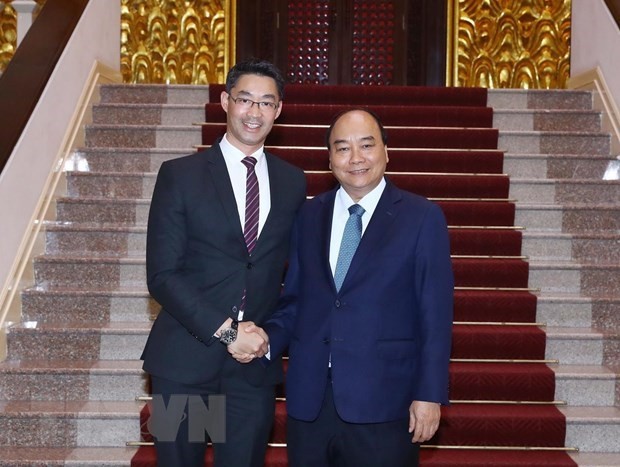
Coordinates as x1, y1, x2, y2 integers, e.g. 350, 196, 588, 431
571, 0, 620, 112
0, 0, 121, 331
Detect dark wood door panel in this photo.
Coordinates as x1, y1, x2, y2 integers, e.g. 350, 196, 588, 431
236, 0, 446, 86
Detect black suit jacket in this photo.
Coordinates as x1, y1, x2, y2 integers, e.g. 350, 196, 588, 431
141, 141, 306, 386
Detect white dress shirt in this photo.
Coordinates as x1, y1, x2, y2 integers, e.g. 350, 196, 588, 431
329, 178, 387, 276
219, 134, 271, 236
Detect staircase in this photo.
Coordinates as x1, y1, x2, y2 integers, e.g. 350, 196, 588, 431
0, 83, 618, 466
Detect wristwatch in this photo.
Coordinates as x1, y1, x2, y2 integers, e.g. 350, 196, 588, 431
219, 319, 239, 345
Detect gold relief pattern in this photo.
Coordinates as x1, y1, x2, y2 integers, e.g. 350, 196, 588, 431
120, 0, 231, 84
0, 1, 572, 89
0, 0, 45, 74
454, 0, 571, 88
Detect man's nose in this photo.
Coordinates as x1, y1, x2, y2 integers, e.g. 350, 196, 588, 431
350, 147, 364, 163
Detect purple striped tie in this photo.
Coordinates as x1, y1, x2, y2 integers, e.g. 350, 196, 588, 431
241, 156, 259, 254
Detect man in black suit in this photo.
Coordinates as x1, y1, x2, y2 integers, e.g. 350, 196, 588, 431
141, 59, 306, 467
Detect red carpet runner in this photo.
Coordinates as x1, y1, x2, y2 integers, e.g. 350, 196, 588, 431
131, 84, 577, 466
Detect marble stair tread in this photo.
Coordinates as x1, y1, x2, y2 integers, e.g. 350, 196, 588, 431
552, 364, 618, 379
0, 400, 142, 449
498, 130, 610, 155
552, 364, 618, 407
503, 152, 616, 179
20, 286, 156, 323
488, 89, 594, 110
6, 322, 150, 361
528, 260, 620, 295
509, 178, 620, 204
0, 359, 144, 373
84, 124, 201, 149
69, 147, 191, 172
536, 293, 620, 330
0, 360, 147, 402
568, 452, 620, 467
0, 399, 143, 416
0, 447, 136, 466
562, 406, 620, 453
544, 327, 618, 366
44, 223, 147, 233
56, 197, 151, 224
493, 108, 602, 132
545, 326, 617, 338
22, 284, 149, 294
99, 83, 210, 105
522, 231, 620, 263
7, 321, 151, 332
92, 102, 205, 125
515, 202, 620, 232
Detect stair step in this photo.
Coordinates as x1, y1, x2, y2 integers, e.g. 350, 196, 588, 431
33, 255, 146, 288
92, 103, 204, 125
55, 196, 518, 227
56, 197, 151, 224
44, 223, 147, 256
21, 287, 155, 323
99, 83, 210, 105
529, 261, 620, 295
488, 89, 594, 111
85, 124, 201, 149
522, 231, 620, 262
0, 360, 146, 401
6, 321, 150, 361
515, 203, 620, 232
562, 406, 620, 452
65, 170, 512, 200
31, 255, 532, 289
5, 321, 567, 362
537, 294, 620, 333
43, 222, 523, 257
545, 327, 619, 365
510, 179, 620, 204
568, 452, 620, 467
69, 148, 189, 172
493, 109, 602, 132
498, 130, 610, 155
0, 447, 136, 466
0, 400, 142, 447
503, 153, 615, 179
553, 364, 618, 406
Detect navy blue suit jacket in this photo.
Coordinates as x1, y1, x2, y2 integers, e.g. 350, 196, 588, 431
264, 180, 454, 423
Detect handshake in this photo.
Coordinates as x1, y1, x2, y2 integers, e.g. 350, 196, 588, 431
227, 321, 269, 364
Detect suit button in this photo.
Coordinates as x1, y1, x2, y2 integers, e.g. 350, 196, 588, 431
334, 300, 341, 308
247, 263, 253, 269
322, 338, 329, 344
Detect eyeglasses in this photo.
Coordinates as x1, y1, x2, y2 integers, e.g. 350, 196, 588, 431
228, 94, 279, 112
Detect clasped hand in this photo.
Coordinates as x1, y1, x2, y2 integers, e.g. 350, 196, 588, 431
227, 321, 269, 363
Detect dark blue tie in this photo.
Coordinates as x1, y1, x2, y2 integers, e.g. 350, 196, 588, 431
334, 204, 365, 291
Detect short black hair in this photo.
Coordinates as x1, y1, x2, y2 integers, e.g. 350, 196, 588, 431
325, 108, 388, 149
225, 58, 286, 100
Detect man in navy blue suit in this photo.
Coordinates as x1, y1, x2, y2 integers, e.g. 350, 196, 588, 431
240, 109, 454, 466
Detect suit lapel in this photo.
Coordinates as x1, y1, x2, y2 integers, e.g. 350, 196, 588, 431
339, 182, 402, 292
204, 145, 248, 258
317, 189, 338, 289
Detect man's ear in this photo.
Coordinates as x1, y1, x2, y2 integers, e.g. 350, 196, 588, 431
220, 91, 229, 112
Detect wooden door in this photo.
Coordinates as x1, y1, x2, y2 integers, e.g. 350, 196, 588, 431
236, 0, 446, 86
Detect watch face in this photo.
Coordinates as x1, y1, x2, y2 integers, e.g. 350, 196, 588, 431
220, 327, 238, 345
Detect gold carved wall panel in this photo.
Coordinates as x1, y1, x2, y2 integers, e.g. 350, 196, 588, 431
0, 0, 45, 74
121, 0, 235, 84
448, 0, 571, 88
0, 0, 572, 89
